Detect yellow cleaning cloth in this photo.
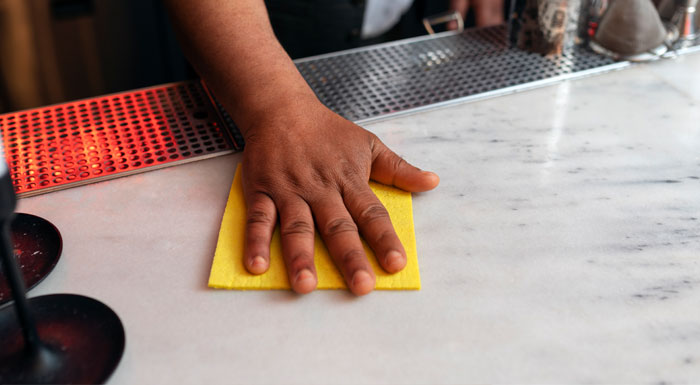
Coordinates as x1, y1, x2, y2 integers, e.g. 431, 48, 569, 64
208, 164, 421, 290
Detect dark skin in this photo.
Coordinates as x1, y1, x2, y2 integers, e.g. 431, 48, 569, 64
165, 0, 439, 295
449, 0, 505, 29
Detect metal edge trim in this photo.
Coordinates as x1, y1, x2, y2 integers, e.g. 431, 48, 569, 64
671, 43, 700, 56
16, 149, 237, 198
199, 80, 243, 151
0, 80, 201, 117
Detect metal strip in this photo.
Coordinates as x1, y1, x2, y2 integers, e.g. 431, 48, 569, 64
15, 151, 232, 198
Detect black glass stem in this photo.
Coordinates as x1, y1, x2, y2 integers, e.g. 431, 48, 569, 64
0, 168, 41, 352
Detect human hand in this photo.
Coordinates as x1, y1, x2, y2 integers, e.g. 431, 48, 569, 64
240, 97, 439, 295
164, 0, 439, 295
448, 0, 505, 29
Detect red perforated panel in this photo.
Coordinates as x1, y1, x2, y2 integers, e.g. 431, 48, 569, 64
0, 81, 238, 198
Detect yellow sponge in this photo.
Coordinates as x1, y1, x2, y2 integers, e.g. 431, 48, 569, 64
208, 164, 420, 290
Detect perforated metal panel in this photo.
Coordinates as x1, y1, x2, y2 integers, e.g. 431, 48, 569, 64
296, 25, 623, 123
2, 25, 696, 197
0, 81, 239, 198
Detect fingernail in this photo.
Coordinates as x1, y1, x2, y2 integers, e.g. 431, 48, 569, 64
248, 255, 267, 274
385, 250, 406, 272
294, 269, 316, 294
295, 268, 314, 284
351, 270, 374, 295
252, 256, 266, 268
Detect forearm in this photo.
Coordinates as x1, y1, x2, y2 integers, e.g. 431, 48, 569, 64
164, 0, 316, 133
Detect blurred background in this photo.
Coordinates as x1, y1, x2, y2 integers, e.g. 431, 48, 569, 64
0, 0, 188, 113
0, 0, 502, 113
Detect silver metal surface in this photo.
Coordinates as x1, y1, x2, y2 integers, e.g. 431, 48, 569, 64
673, 39, 700, 53
296, 25, 624, 124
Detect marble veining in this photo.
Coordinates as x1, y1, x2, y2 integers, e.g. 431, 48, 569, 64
16, 52, 700, 384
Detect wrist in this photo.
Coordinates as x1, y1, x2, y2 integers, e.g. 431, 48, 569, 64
235, 90, 324, 138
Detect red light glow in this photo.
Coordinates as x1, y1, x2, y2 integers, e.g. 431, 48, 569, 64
0, 81, 234, 197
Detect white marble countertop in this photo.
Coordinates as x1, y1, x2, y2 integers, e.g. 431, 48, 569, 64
18, 52, 700, 384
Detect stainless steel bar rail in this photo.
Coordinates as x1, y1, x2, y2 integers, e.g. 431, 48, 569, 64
295, 25, 625, 124
2, 25, 698, 197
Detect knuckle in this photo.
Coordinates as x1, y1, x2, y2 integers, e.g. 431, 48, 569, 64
246, 233, 267, 245
281, 219, 314, 237
386, 156, 407, 185
357, 203, 389, 226
339, 160, 364, 180
340, 249, 366, 266
311, 166, 333, 188
372, 229, 395, 245
392, 156, 407, 174
247, 176, 276, 192
322, 217, 358, 237
288, 254, 312, 271
286, 173, 303, 190
376, 148, 406, 184
368, 132, 381, 151
246, 208, 274, 227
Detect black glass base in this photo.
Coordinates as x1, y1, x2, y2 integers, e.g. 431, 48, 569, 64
0, 213, 62, 304
0, 294, 125, 384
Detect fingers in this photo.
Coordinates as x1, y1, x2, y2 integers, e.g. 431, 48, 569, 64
277, 198, 318, 294
371, 144, 440, 192
343, 185, 407, 273
243, 192, 277, 275
244, 189, 318, 294
244, 187, 380, 296
311, 194, 376, 296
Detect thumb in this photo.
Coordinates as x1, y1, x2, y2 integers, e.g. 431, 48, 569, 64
370, 143, 440, 192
